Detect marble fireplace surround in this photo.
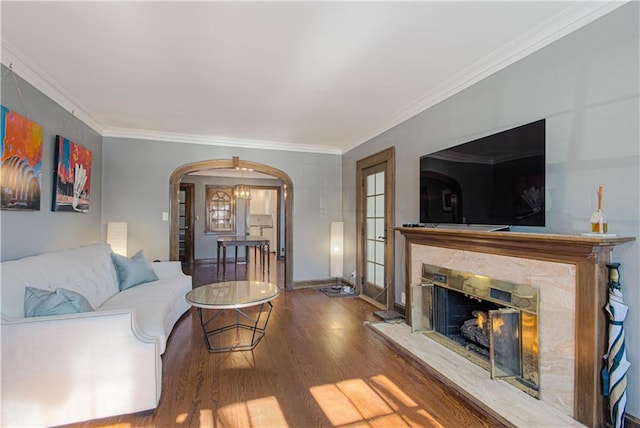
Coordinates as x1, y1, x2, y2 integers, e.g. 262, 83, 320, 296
394, 227, 634, 428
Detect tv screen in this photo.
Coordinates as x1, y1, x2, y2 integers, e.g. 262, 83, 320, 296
419, 119, 545, 227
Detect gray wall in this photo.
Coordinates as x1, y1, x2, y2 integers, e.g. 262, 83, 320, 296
102, 138, 342, 281
342, 4, 639, 418
181, 174, 282, 260
0, 65, 103, 261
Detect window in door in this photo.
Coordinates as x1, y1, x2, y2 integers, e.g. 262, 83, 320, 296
366, 169, 386, 289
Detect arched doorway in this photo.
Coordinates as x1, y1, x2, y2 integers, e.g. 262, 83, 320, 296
169, 157, 294, 290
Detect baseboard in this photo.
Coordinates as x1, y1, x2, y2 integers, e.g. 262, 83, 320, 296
626, 413, 640, 428
194, 257, 247, 264
293, 277, 345, 289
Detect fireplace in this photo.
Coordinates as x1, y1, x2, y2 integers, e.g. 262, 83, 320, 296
413, 264, 539, 398
396, 227, 634, 427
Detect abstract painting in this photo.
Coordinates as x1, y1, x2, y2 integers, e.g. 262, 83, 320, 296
1, 105, 43, 210
53, 135, 92, 212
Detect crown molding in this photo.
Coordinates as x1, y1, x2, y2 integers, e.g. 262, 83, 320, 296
2, 40, 340, 154
341, 0, 629, 154
0, 40, 106, 135
2, 1, 627, 156
102, 127, 343, 155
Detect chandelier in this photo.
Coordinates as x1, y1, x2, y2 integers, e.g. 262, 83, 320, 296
232, 156, 252, 200
234, 183, 251, 200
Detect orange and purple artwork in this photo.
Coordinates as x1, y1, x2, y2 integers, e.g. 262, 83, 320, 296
53, 135, 92, 212
1, 105, 43, 210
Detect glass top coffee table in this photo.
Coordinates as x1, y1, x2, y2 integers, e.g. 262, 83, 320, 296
186, 281, 280, 352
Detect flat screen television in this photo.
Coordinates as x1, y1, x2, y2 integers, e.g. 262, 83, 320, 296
419, 119, 545, 228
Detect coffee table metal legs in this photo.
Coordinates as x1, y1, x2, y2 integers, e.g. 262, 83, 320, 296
196, 303, 274, 352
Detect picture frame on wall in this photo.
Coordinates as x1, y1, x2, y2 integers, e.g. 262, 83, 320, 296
52, 135, 92, 212
0, 105, 43, 210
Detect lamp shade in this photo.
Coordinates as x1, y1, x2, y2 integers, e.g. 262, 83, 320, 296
330, 221, 343, 278
107, 222, 128, 256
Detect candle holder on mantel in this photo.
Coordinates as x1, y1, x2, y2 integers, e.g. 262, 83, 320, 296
583, 186, 615, 237
590, 186, 608, 233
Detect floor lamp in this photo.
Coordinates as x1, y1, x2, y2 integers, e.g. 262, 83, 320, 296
330, 222, 343, 284
107, 222, 128, 256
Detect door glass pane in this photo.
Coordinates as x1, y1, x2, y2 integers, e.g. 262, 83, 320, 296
367, 219, 376, 240
376, 171, 385, 194
375, 218, 384, 241
375, 194, 384, 216
375, 241, 384, 265
367, 175, 376, 196
367, 196, 375, 217
367, 261, 375, 283
375, 264, 385, 287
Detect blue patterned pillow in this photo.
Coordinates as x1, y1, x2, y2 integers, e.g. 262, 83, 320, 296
110, 249, 159, 290
24, 287, 94, 317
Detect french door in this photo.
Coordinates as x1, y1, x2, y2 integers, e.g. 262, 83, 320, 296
356, 147, 395, 309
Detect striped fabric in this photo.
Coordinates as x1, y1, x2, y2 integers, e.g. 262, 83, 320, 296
603, 286, 629, 428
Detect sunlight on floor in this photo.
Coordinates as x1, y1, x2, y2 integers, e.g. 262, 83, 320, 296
197, 396, 288, 427
311, 374, 444, 427
370, 374, 417, 408
310, 383, 364, 426
200, 409, 214, 427
173, 374, 443, 427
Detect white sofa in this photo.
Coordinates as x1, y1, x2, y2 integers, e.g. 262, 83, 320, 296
1, 243, 192, 427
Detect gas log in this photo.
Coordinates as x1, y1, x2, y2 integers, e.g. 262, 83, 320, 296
460, 310, 490, 348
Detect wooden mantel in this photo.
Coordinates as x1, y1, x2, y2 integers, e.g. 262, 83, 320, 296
395, 227, 635, 428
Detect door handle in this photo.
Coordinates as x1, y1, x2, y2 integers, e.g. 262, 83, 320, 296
378, 235, 386, 241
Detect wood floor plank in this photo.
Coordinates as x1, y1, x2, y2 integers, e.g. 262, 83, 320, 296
58, 259, 504, 428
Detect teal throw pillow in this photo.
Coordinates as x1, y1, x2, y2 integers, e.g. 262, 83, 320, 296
111, 249, 159, 291
24, 287, 94, 317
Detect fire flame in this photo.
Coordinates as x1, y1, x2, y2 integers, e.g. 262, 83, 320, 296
477, 312, 486, 329
493, 316, 505, 334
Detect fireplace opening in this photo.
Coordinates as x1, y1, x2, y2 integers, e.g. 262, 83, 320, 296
432, 285, 501, 358
413, 264, 540, 398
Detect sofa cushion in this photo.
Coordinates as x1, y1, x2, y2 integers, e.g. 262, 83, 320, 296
24, 286, 94, 317
111, 250, 159, 291
1, 244, 120, 318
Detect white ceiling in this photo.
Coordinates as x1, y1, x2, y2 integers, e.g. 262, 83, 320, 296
0, 1, 626, 155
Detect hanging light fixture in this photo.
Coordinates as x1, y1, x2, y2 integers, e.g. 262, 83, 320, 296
234, 183, 251, 200
233, 159, 251, 200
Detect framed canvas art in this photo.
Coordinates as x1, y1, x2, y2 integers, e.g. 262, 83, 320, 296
52, 135, 92, 212
1, 105, 43, 210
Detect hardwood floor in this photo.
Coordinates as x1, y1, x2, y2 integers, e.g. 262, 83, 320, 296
62, 256, 504, 428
